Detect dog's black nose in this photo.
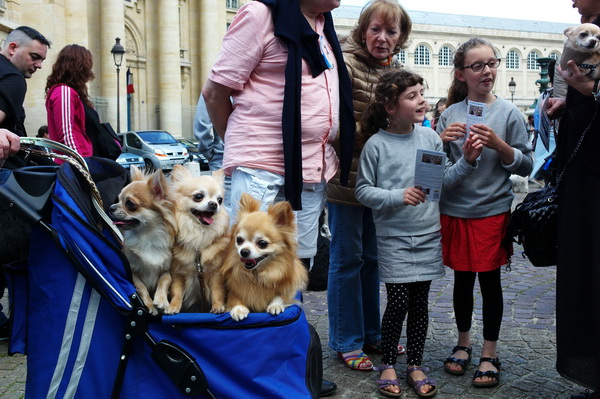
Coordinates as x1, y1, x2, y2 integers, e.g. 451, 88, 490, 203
240, 249, 250, 258
208, 201, 217, 210
109, 204, 117, 213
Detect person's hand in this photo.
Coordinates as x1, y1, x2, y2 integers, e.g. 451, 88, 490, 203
559, 61, 596, 97
439, 122, 466, 143
462, 132, 483, 164
545, 97, 566, 119
468, 123, 503, 151
0, 129, 20, 165
403, 186, 426, 206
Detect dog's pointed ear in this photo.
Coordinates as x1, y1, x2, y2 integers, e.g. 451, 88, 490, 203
238, 193, 261, 214
170, 164, 191, 182
130, 165, 145, 182
212, 169, 225, 186
564, 26, 573, 37
268, 201, 295, 228
148, 170, 169, 201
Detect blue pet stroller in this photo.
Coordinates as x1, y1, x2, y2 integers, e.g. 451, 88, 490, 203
1, 139, 322, 399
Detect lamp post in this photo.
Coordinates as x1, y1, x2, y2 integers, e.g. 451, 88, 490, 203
530, 57, 553, 109
111, 37, 125, 133
508, 77, 516, 103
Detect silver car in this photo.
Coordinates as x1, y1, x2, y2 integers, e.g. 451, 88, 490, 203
119, 130, 188, 171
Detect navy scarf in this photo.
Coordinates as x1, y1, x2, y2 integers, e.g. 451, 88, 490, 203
258, 0, 355, 210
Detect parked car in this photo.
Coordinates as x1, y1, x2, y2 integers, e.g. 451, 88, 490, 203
115, 152, 145, 170
118, 130, 188, 171
175, 137, 210, 171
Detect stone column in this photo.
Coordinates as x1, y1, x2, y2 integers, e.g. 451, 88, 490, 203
198, 0, 226, 86
158, 0, 183, 136
100, 0, 125, 131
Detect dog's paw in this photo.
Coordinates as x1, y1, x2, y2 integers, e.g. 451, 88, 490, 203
147, 304, 159, 316
163, 303, 182, 315
229, 305, 249, 321
210, 304, 226, 314
266, 297, 286, 316
153, 296, 169, 312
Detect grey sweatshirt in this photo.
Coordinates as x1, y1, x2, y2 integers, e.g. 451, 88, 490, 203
355, 125, 476, 237
436, 96, 533, 218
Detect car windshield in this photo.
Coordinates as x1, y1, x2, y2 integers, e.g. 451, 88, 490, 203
138, 131, 178, 145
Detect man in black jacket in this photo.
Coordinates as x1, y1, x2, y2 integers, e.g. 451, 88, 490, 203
0, 26, 50, 341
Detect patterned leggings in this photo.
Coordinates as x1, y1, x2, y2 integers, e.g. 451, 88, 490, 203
381, 281, 431, 366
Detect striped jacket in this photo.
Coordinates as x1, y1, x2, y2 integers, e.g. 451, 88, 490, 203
46, 84, 92, 162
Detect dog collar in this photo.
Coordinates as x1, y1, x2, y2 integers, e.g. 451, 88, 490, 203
578, 62, 600, 75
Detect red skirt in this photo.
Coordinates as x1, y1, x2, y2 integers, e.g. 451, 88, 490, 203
440, 212, 512, 272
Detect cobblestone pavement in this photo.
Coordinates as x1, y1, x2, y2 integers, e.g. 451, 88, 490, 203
0, 191, 588, 399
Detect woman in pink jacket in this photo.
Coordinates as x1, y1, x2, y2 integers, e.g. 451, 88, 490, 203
45, 44, 95, 162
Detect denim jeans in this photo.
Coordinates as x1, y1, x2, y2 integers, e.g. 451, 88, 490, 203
327, 202, 381, 352
230, 167, 325, 259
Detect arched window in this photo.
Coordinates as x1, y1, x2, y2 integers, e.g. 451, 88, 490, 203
438, 46, 453, 66
527, 51, 542, 70
506, 50, 520, 70
414, 44, 431, 66
549, 52, 561, 61
397, 49, 407, 64
226, 0, 239, 8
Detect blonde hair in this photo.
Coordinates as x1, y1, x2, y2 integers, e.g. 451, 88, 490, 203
350, 0, 412, 53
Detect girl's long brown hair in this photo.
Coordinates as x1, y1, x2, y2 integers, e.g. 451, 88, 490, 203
446, 38, 496, 106
45, 44, 95, 107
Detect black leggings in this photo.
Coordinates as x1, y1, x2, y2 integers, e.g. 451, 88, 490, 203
381, 281, 431, 366
453, 268, 503, 341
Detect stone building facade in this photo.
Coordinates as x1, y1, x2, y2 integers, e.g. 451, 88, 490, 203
0, 1, 572, 139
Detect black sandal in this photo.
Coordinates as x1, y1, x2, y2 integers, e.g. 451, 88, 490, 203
472, 357, 501, 388
443, 345, 472, 376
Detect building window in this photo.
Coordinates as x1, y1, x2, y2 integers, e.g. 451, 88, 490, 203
397, 49, 406, 64
549, 51, 560, 60
506, 50, 520, 70
414, 45, 431, 66
438, 46, 452, 66
226, 0, 239, 9
527, 51, 541, 70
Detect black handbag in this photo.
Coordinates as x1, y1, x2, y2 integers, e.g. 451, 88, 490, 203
507, 104, 596, 266
508, 185, 558, 266
83, 104, 122, 160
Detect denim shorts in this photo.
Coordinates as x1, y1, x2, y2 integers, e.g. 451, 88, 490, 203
230, 167, 325, 259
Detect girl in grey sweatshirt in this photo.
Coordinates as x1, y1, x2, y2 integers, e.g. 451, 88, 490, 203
436, 38, 533, 388
355, 70, 481, 397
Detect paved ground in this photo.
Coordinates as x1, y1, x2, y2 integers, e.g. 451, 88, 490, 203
0, 189, 589, 399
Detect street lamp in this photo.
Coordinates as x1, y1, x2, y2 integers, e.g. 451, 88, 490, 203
508, 77, 516, 103
111, 37, 126, 133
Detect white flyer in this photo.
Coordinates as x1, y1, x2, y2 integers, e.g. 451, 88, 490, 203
413, 149, 447, 203
466, 100, 486, 134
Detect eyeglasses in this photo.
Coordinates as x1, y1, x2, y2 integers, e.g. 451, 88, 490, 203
461, 58, 501, 73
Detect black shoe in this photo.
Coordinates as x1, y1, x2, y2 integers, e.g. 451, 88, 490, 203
0, 323, 8, 342
319, 379, 337, 397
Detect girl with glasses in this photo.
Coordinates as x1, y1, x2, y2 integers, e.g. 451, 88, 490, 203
436, 38, 533, 388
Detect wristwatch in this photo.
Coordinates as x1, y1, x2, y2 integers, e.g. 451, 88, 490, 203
593, 79, 600, 102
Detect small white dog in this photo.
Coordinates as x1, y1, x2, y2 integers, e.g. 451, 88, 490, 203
561, 23, 600, 79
